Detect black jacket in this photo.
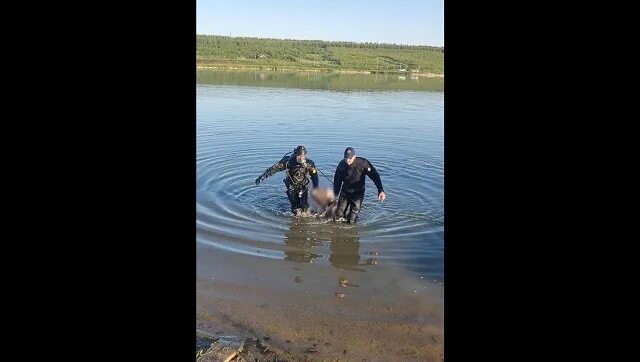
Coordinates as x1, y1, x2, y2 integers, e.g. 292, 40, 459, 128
333, 157, 384, 197
259, 155, 319, 189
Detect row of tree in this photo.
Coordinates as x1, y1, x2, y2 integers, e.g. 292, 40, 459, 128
196, 35, 444, 73
197, 35, 443, 52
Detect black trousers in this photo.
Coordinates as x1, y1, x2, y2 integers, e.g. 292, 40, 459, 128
284, 178, 309, 213
336, 189, 365, 223
286, 187, 309, 212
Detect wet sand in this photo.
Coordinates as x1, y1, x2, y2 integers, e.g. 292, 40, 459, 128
196, 246, 443, 361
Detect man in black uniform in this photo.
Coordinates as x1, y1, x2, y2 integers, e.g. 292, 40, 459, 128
333, 147, 386, 223
255, 145, 319, 216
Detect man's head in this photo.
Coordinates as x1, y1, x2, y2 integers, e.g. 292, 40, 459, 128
344, 147, 356, 165
294, 145, 307, 163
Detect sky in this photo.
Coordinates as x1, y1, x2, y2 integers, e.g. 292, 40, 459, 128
196, 0, 444, 47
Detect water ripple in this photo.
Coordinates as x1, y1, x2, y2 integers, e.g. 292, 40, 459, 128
197, 85, 444, 277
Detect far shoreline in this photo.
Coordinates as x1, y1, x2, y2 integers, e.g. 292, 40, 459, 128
196, 64, 444, 78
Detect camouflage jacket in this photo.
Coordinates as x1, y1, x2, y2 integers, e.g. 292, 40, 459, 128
259, 155, 319, 189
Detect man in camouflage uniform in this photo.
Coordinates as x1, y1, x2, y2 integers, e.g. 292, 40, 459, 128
255, 145, 319, 216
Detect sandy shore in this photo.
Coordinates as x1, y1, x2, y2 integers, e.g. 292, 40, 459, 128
196, 246, 444, 361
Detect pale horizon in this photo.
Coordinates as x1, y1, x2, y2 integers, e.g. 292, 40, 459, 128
197, 0, 444, 47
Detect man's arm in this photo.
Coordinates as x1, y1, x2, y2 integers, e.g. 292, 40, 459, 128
255, 155, 289, 185
333, 162, 343, 197
364, 160, 384, 194
307, 160, 319, 189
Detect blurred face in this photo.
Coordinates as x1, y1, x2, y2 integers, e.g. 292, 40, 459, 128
312, 188, 335, 205
345, 155, 355, 165
296, 154, 306, 163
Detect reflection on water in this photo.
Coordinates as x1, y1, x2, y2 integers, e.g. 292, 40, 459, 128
283, 219, 323, 263
197, 69, 444, 91
328, 225, 366, 272
282, 219, 379, 272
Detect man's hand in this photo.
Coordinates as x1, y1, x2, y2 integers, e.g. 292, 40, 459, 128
378, 191, 386, 202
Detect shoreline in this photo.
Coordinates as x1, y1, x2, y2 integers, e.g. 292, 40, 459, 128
196, 64, 444, 78
196, 246, 444, 361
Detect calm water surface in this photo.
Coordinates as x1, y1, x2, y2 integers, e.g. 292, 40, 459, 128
197, 75, 443, 279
